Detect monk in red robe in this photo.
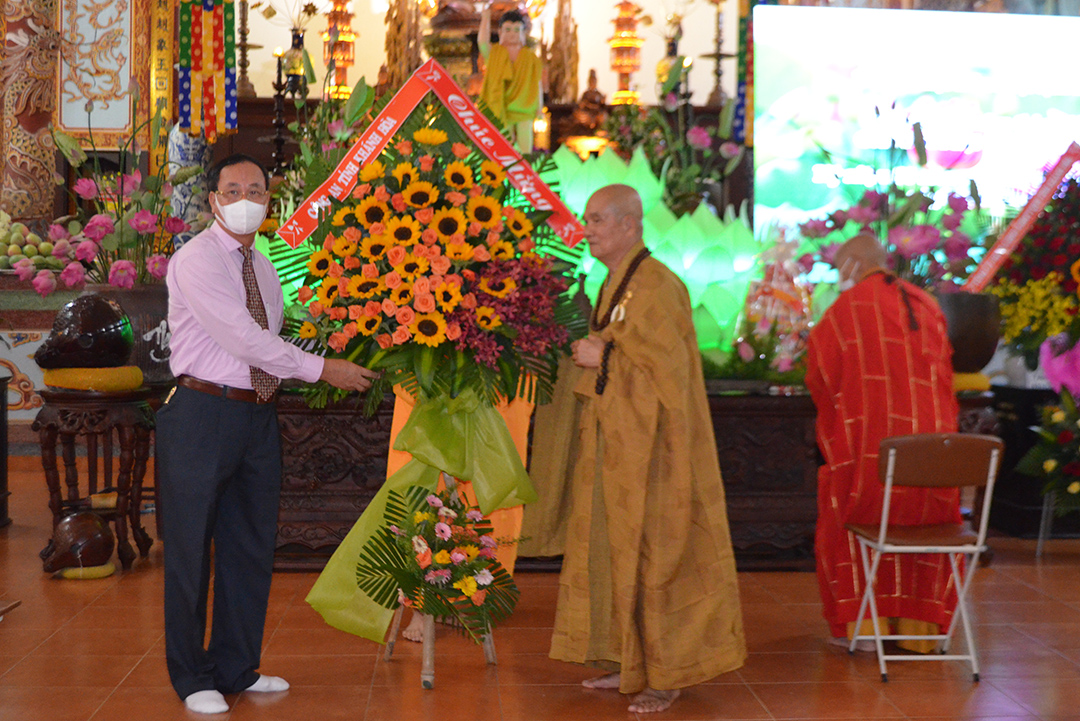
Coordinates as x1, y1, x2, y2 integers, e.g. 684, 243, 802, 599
805, 233, 961, 651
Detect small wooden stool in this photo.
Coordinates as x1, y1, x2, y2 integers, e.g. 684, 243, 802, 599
32, 387, 156, 570
384, 607, 497, 689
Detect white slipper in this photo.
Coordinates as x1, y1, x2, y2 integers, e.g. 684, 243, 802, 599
184, 689, 229, 714
827, 636, 876, 653
245, 674, 290, 693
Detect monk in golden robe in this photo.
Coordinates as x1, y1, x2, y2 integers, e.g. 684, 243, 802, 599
478, 6, 543, 152
549, 185, 746, 714
805, 234, 961, 652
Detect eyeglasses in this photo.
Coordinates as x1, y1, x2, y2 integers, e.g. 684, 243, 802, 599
215, 189, 270, 203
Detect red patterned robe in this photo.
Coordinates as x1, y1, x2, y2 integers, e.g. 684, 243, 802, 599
805, 271, 961, 637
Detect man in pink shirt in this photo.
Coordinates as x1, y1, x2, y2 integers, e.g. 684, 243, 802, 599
158, 154, 376, 715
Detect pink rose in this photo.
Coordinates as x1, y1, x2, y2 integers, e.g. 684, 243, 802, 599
349, 304, 364, 320
352, 183, 371, 199
59, 261, 86, 288
395, 140, 413, 155
164, 216, 189, 234
73, 177, 98, 200
83, 214, 116, 242
719, 141, 741, 159
108, 260, 137, 289
392, 326, 412, 345
145, 254, 168, 279
461, 292, 477, 309
686, 125, 711, 150
369, 222, 386, 236
414, 293, 436, 313
396, 306, 416, 326
129, 209, 158, 234
445, 322, 461, 341
32, 269, 57, 296
421, 228, 438, 245
468, 222, 483, 237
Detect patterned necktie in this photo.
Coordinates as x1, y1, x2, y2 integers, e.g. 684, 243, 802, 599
239, 246, 280, 401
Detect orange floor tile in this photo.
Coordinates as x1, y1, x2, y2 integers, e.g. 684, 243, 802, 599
4, 453, 1080, 720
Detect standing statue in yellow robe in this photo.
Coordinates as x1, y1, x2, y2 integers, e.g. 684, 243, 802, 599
478, 5, 543, 152
549, 185, 746, 714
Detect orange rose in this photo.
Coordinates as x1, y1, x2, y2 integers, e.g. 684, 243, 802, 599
428, 244, 442, 257
298, 286, 314, 303
487, 230, 501, 245
381, 299, 398, 316
343, 322, 358, 338
431, 256, 452, 275
337, 278, 349, 296
385, 271, 403, 289
429, 274, 444, 288
492, 221, 505, 233
412, 244, 430, 260
343, 225, 362, 242
416, 548, 432, 569
364, 300, 382, 316
391, 193, 407, 212
445, 322, 461, 341
352, 183, 371, 199
470, 589, 486, 606
376, 333, 393, 349
392, 326, 412, 345
343, 256, 361, 270
348, 305, 364, 320
387, 246, 407, 266
468, 185, 484, 197
415, 207, 435, 224
309, 301, 325, 317
468, 222, 483, 237
461, 269, 476, 282
323, 235, 336, 251
421, 228, 439, 245
362, 263, 380, 279
473, 246, 491, 262
396, 306, 416, 326
329, 306, 348, 321
450, 232, 466, 245
374, 185, 391, 202
446, 191, 467, 207
328, 262, 344, 279
414, 293, 436, 313
414, 277, 432, 295
461, 292, 477, 309
519, 238, 535, 253
327, 332, 348, 352
419, 155, 435, 171
369, 222, 386, 236
395, 140, 413, 155
452, 142, 470, 159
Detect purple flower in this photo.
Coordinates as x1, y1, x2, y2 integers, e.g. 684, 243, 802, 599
13, 257, 35, 281
466, 509, 483, 522
799, 219, 832, 239
164, 216, 189, 235
73, 178, 98, 200
1041, 334, 1080, 397
146, 254, 169, 279
846, 204, 879, 225
434, 522, 451, 540
59, 261, 86, 287
75, 239, 99, 263
83, 214, 115, 242
719, 141, 741, 159
796, 253, 816, 274
889, 224, 940, 259
108, 260, 137, 289
818, 242, 842, 265
860, 189, 888, 210
663, 92, 679, 112
686, 126, 711, 150
128, 209, 158, 234
426, 494, 443, 508
943, 232, 971, 262
828, 209, 850, 228
48, 223, 71, 242
480, 535, 497, 548
32, 269, 56, 296
941, 212, 963, 232
947, 193, 969, 213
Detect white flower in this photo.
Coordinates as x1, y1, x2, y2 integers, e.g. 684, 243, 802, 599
474, 568, 494, 586
411, 536, 429, 554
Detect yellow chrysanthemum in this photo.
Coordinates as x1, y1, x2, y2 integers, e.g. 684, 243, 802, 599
476, 306, 502, 329
505, 207, 534, 238
1052, 409, 1067, 423
394, 253, 430, 281
359, 160, 386, 182
331, 206, 355, 227
1070, 481, 1080, 495
410, 311, 448, 347
389, 282, 414, 306
1045, 459, 1059, 473
346, 276, 385, 299
453, 576, 478, 597
315, 281, 339, 305
489, 240, 515, 261
433, 550, 451, 564
431, 207, 467, 241
461, 544, 479, 561
466, 195, 502, 229
360, 235, 391, 262
444, 242, 475, 261
443, 161, 474, 190
478, 276, 517, 298
355, 196, 389, 228
332, 235, 358, 257
403, 181, 439, 209
392, 162, 418, 189
356, 315, 382, 336
307, 249, 334, 278
385, 215, 422, 245
414, 511, 434, 524
478, 160, 506, 187
435, 282, 462, 312
413, 127, 448, 145
298, 321, 317, 339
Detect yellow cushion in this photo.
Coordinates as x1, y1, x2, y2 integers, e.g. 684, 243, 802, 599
43, 366, 144, 392
55, 562, 116, 580
953, 372, 991, 392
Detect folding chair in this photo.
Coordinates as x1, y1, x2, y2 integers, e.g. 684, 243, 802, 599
846, 433, 1003, 682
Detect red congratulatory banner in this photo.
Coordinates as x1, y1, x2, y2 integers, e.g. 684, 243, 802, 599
278, 59, 585, 250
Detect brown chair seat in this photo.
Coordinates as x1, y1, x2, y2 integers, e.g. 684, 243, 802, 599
845, 522, 978, 547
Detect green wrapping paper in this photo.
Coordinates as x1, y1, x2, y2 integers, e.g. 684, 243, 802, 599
305, 389, 537, 643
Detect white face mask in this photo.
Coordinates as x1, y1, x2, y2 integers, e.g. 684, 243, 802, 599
837, 260, 860, 292
214, 198, 268, 236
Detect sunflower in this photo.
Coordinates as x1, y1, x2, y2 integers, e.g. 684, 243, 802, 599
394, 252, 430, 281
444, 242, 475, 261
475, 306, 502, 330
307, 249, 334, 277
333, 235, 358, 257
478, 276, 518, 298
435, 282, 462, 312
346, 275, 385, 299
359, 160, 386, 182
505, 208, 534, 238
1072, 257, 1080, 284
355, 196, 389, 228
298, 321, 317, 339
356, 315, 382, 336
389, 282, 414, 306
413, 127, 448, 145
478, 160, 506, 187
403, 181, 440, 209
385, 215, 422, 245
466, 195, 502, 229
360, 235, 391, 262
431, 207, 467, 241
443, 161, 474, 190
331, 206, 355, 227
392, 162, 418, 189
489, 240, 515, 261
410, 312, 448, 347
315, 281, 340, 305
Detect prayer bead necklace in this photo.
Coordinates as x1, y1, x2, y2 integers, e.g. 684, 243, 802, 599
591, 247, 651, 395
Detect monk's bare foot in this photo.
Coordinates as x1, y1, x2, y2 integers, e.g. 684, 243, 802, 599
628, 688, 680, 713
581, 672, 621, 689
402, 612, 426, 642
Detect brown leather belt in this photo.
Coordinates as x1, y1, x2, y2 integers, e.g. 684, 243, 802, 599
176, 375, 276, 404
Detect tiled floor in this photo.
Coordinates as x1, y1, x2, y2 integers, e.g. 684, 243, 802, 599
3, 454, 1080, 720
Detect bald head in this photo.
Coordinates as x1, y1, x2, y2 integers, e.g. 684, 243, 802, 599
833, 232, 887, 286
583, 184, 644, 270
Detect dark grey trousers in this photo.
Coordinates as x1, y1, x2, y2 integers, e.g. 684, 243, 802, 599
157, 385, 281, 699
